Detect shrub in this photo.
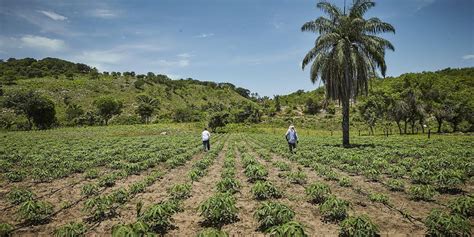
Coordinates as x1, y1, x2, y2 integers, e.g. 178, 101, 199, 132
139, 202, 179, 233
110, 188, 129, 204
319, 196, 350, 222
273, 161, 291, 171
368, 193, 390, 205
386, 179, 405, 192
7, 188, 35, 204
18, 200, 53, 224
98, 174, 117, 187
448, 196, 473, 218
199, 193, 238, 226
83, 196, 116, 221
286, 171, 307, 185
408, 185, 438, 201
433, 169, 466, 192
364, 169, 380, 181
267, 221, 307, 237
0, 223, 13, 237
305, 182, 331, 204
216, 177, 240, 194
111, 221, 152, 237
6, 170, 26, 182
54, 222, 87, 237
196, 228, 229, 237
251, 181, 282, 200
338, 177, 352, 187
425, 209, 471, 237
410, 168, 433, 184
339, 215, 379, 237
244, 164, 268, 182
168, 183, 192, 200
254, 202, 295, 231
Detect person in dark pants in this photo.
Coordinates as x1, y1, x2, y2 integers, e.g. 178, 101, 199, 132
202, 128, 211, 151
285, 125, 298, 153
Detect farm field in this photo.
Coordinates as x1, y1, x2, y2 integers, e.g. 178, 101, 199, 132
0, 124, 473, 236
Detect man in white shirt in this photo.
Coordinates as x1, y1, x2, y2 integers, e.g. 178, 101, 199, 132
202, 128, 211, 151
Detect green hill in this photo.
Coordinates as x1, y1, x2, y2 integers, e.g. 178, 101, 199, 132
0, 57, 258, 129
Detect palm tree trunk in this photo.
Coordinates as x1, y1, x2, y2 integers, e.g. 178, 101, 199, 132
437, 118, 442, 133
396, 121, 402, 135
342, 96, 350, 147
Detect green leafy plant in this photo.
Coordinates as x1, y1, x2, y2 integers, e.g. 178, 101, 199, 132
129, 182, 147, 195
54, 222, 87, 237
368, 193, 390, 205
196, 228, 229, 237
408, 185, 438, 201
448, 196, 473, 218
7, 187, 35, 204
254, 201, 295, 231
81, 183, 99, 197
84, 168, 100, 179
98, 174, 117, 187
338, 177, 352, 187
6, 170, 26, 182
168, 183, 192, 200
364, 169, 380, 181
386, 179, 405, 192
305, 182, 331, 204
339, 215, 379, 237
251, 181, 282, 200
216, 177, 240, 194
18, 200, 54, 224
425, 209, 471, 237
273, 161, 291, 171
244, 164, 268, 182
433, 169, 466, 192
267, 221, 307, 237
111, 221, 153, 237
0, 223, 13, 237
139, 202, 178, 233
286, 170, 307, 185
83, 196, 116, 221
110, 188, 129, 204
319, 196, 350, 222
198, 193, 238, 226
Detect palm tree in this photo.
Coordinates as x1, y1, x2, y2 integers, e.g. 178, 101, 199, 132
301, 0, 395, 147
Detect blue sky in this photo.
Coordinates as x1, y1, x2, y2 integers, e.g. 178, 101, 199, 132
0, 0, 473, 96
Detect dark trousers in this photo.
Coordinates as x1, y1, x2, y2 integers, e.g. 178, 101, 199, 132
288, 142, 296, 152
203, 140, 210, 151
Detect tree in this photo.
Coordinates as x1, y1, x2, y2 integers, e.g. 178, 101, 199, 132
93, 96, 123, 125
135, 94, 159, 123
274, 95, 281, 112
305, 98, 321, 115
208, 112, 231, 132
301, 0, 395, 147
3, 91, 56, 129
66, 104, 84, 124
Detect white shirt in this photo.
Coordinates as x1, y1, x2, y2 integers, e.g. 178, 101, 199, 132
202, 130, 210, 141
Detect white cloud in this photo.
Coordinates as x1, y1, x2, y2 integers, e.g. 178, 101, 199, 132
21, 35, 66, 51
415, 0, 435, 11
462, 54, 474, 60
154, 59, 189, 68
88, 9, 119, 19
195, 33, 214, 38
177, 53, 192, 58
37, 10, 67, 21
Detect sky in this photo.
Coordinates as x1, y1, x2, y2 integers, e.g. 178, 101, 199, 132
0, 0, 473, 96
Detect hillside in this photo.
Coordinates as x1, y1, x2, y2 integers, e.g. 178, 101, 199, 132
0, 57, 258, 128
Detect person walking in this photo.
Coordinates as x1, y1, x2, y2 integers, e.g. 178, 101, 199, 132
202, 128, 211, 152
285, 125, 298, 153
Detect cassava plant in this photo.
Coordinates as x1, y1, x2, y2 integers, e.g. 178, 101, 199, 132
254, 201, 295, 231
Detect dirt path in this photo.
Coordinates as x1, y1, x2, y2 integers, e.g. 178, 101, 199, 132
167, 143, 227, 236
221, 146, 263, 236
245, 140, 425, 236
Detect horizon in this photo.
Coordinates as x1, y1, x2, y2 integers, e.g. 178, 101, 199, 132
1, 0, 473, 96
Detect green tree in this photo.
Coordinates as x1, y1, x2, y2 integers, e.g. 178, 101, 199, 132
66, 104, 84, 124
3, 91, 56, 129
301, 0, 395, 147
305, 98, 321, 115
93, 96, 123, 125
208, 112, 231, 132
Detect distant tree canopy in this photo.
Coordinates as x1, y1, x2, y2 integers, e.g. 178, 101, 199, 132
93, 96, 123, 125
3, 91, 56, 129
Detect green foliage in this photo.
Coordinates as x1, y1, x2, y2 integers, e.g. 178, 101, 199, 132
244, 164, 268, 182
81, 183, 99, 197
254, 202, 295, 231
7, 187, 35, 204
98, 173, 117, 187
93, 96, 123, 125
83, 196, 116, 221
267, 221, 308, 237
368, 193, 390, 205
139, 201, 179, 233
251, 181, 282, 200
0, 223, 13, 237
168, 183, 192, 200
18, 200, 54, 223
305, 182, 331, 204
286, 170, 307, 185
448, 196, 473, 218
319, 196, 350, 222
339, 215, 379, 237
216, 177, 240, 194
5, 170, 26, 182
433, 169, 466, 191
273, 161, 291, 171
425, 209, 471, 237
3, 90, 56, 129
208, 112, 231, 132
408, 185, 438, 201
198, 193, 238, 226
111, 221, 154, 237
338, 177, 352, 187
196, 228, 229, 237
53, 222, 87, 237
386, 179, 405, 192
363, 169, 380, 181
84, 168, 99, 179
